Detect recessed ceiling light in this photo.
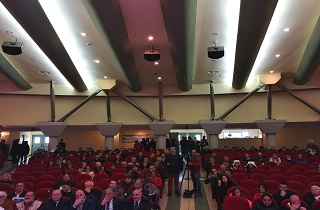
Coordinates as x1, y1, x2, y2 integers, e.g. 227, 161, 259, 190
157, 77, 162, 80
39, 71, 50, 75
270, 70, 274, 73
284, 28, 290, 32
104, 76, 108, 79
154, 62, 158, 65
275, 54, 281, 57
148, 36, 153, 41
81, 32, 87, 36
207, 71, 213, 74
94, 60, 100, 63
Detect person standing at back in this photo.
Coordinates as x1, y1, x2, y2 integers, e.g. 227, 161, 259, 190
165, 147, 183, 196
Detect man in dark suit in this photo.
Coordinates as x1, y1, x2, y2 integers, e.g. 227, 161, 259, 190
100, 188, 124, 210
39, 190, 70, 210
125, 189, 151, 210
7, 182, 27, 199
71, 190, 97, 210
126, 179, 149, 199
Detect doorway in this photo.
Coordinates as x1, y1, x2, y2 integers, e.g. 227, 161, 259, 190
31, 135, 49, 153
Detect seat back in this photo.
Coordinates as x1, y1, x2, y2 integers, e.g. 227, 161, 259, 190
36, 181, 55, 190
224, 196, 250, 210
264, 180, 280, 194
231, 173, 248, 184
239, 179, 258, 193
269, 174, 287, 182
249, 173, 267, 184
0, 183, 13, 194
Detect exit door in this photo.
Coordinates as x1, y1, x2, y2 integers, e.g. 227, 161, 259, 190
32, 135, 49, 153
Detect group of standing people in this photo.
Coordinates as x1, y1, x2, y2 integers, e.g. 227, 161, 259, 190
8, 139, 30, 165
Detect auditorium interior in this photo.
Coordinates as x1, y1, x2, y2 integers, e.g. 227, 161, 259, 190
0, 1, 320, 210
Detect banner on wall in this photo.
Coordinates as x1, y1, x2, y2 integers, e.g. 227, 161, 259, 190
122, 134, 157, 143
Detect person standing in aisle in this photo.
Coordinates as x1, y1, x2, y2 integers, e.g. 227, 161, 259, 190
165, 147, 183, 196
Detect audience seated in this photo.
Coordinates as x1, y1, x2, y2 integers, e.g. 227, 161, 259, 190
16, 191, 42, 210
7, 143, 320, 210
61, 180, 76, 202
71, 190, 96, 210
0, 191, 16, 210
252, 183, 270, 204
39, 189, 70, 210
273, 181, 297, 206
228, 187, 252, 209
303, 185, 320, 207
7, 182, 27, 199
126, 179, 149, 199
282, 194, 310, 210
100, 188, 124, 210
0, 173, 14, 185
119, 175, 134, 192
83, 180, 101, 202
53, 173, 76, 190
252, 193, 279, 210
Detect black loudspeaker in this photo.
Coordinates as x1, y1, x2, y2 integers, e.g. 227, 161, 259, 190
207, 46, 224, 59
144, 49, 160, 61
2, 41, 23, 55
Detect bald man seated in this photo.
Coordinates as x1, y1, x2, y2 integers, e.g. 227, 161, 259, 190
39, 190, 70, 210
71, 190, 96, 210
125, 189, 151, 210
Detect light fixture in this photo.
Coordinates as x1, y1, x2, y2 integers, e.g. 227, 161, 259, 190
270, 70, 274, 73
275, 54, 281, 57
39, 70, 50, 75
81, 32, 87, 36
157, 77, 162, 80
148, 36, 153, 41
94, 60, 100, 63
283, 28, 290, 32
154, 62, 159, 65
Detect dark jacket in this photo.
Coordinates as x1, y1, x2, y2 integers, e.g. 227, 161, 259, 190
303, 192, 316, 208
7, 190, 27, 199
84, 188, 101, 202
165, 153, 183, 174
273, 190, 296, 206
71, 197, 96, 210
39, 198, 71, 210
99, 197, 124, 210
125, 197, 151, 210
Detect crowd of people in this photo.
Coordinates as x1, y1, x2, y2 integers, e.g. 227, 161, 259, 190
0, 137, 320, 210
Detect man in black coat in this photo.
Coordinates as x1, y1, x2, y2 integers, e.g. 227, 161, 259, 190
99, 188, 124, 210
39, 190, 71, 210
17, 141, 29, 164
125, 189, 151, 210
164, 147, 183, 196
0, 140, 8, 159
9, 139, 19, 164
71, 190, 97, 210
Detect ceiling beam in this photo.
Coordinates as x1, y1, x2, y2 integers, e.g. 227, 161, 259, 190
232, 0, 278, 89
293, 16, 320, 85
0, 54, 32, 90
160, 0, 197, 92
82, 0, 142, 92
1, 0, 88, 92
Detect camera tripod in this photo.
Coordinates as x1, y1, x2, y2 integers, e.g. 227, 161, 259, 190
179, 162, 193, 198
179, 160, 203, 198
